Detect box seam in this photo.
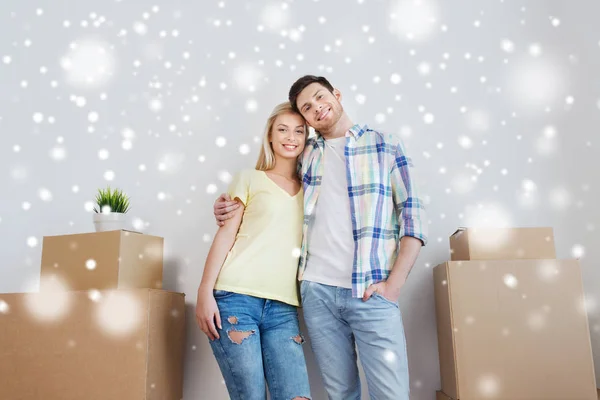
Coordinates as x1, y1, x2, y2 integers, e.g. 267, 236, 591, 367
574, 260, 599, 391
144, 289, 152, 399
448, 263, 460, 399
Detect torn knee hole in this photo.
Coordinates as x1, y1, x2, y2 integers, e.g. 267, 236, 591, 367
227, 329, 255, 344
227, 316, 238, 324
292, 334, 304, 344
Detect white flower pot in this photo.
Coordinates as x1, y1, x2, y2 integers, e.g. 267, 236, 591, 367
93, 212, 127, 232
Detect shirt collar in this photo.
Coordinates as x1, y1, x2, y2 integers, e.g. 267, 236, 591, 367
314, 123, 368, 146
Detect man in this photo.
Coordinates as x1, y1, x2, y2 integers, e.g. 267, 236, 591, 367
213, 75, 428, 400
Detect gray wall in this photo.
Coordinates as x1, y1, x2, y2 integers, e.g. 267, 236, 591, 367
1, 1, 599, 399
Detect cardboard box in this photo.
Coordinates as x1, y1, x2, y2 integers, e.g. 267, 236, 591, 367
41, 230, 164, 291
438, 389, 598, 400
0, 289, 185, 400
450, 227, 556, 261
433, 259, 597, 400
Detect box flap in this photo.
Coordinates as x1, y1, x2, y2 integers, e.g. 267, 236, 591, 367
449, 227, 556, 261
434, 263, 459, 399
436, 391, 455, 400
450, 227, 466, 237
122, 229, 143, 234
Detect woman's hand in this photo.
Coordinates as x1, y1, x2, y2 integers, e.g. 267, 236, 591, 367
196, 290, 222, 340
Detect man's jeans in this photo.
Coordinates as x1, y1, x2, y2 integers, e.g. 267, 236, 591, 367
301, 281, 409, 400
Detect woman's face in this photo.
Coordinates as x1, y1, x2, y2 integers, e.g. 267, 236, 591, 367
270, 112, 307, 161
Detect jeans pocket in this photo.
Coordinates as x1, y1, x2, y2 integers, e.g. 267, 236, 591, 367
213, 289, 234, 299
300, 280, 311, 299
373, 292, 399, 308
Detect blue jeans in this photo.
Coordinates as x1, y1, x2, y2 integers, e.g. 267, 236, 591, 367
301, 281, 409, 400
209, 290, 311, 400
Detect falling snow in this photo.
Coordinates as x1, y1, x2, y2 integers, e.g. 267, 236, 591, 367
0, 2, 599, 398
85, 259, 97, 270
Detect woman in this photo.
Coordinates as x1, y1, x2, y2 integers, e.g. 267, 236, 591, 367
195, 102, 311, 400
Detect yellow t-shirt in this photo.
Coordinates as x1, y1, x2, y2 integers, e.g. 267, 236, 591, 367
214, 169, 304, 306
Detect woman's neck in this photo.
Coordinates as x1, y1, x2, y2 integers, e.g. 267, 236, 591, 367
269, 157, 297, 180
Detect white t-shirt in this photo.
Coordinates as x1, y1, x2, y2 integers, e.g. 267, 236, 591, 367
303, 136, 354, 288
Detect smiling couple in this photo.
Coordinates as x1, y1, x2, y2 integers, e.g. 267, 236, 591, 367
195, 75, 428, 400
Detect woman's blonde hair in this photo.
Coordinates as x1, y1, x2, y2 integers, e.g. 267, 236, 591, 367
255, 102, 308, 171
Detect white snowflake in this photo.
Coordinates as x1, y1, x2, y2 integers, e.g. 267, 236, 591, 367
95, 291, 143, 337
216, 137, 227, 147
503, 274, 518, 289
98, 149, 109, 160
571, 244, 585, 259
246, 99, 258, 113
528, 43, 543, 57
417, 62, 431, 76
218, 171, 232, 184
132, 218, 146, 231
206, 184, 218, 194
260, 3, 290, 32
85, 259, 97, 270
133, 22, 148, 35
528, 311, 546, 331
33, 113, 44, 123
239, 144, 250, 155
103, 170, 115, 181
548, 187, 571, 210
388, 0, 439, 42
507, 58, 565, 110
38, 188, 53, 202
451, 174, 474, 194
233, 64, 263, 92
478, 375, 500, 397
25, 277, 73, 322
458, 136, 473, 149
61, 39, 115, 89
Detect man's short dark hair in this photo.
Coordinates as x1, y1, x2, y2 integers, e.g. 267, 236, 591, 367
288, 75, 334, 113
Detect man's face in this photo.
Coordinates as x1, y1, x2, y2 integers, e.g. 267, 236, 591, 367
295, 82, 343, 132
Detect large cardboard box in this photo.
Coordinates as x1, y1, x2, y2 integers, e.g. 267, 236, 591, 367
450, 227, 556, 261
437, 389, 599, 400
0, 289, 185, 400
41, 230, 164, 291
433, 259, 597, 400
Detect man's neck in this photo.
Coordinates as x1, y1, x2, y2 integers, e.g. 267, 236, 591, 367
319, 113, 355, 140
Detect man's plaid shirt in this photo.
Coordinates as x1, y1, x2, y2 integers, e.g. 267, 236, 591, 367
298, 124, 428, 297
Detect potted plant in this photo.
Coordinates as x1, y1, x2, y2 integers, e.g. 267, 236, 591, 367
93, 186, 131, 232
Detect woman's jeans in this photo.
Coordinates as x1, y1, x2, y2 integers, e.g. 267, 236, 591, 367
209, 290, 311, 400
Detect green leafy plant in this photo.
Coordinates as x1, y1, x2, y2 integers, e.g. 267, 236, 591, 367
93, 186, 131, 213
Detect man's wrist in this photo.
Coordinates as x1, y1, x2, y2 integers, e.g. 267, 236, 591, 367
386, 272, 406, 292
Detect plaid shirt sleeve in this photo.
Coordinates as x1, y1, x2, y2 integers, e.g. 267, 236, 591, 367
390, 136, 428, 246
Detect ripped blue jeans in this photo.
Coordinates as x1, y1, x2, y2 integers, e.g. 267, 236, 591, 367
209, 290, 311, 400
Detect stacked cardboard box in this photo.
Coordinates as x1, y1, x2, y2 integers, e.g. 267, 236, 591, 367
0, 230, 186, 400
434, 227, 597, 400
